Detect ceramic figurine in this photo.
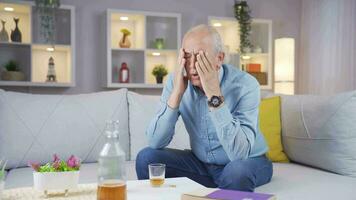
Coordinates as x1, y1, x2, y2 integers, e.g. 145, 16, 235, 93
46, 57, 57, 82
10, 18, 22, 42
119, 29, 131, 48
0, 20, 9, 42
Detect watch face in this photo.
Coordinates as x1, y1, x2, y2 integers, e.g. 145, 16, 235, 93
212, 97, 220, 105
210, 96, 221, 107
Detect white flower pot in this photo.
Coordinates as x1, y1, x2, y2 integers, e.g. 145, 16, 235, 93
33, 171, 79, 194
0, 181, 4, 200
1, 71, 25, 81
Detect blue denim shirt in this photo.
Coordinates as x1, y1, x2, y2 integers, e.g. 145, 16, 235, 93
146, 64, 268, 165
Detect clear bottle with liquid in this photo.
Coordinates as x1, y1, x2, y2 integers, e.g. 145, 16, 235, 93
97, 120, 126, 200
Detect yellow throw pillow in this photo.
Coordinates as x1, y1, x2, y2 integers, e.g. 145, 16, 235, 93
259, 96, 289, 162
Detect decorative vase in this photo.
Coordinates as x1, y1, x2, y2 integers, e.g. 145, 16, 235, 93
156, 76, 163, 84
1, 71, 25, 81
119, 62, 130, 83
0, 20, 9, 42
10, 18, 22, 43
46, 57, 57, 82
242, 46, 251, 53
119, 33, 131, 48
253, 46, 262, 53
33, 171, 80, 196
154, 38, 164, 49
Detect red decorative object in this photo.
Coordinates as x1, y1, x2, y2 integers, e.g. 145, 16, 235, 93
119, 62, 130, 83
247, 63, 261, 72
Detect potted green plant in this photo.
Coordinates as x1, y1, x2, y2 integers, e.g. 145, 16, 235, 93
119, 28, 131, 48
35, 0, 60, 45
152, 64, 168, 84
1, 60, 25, 81
29, 154, 81, 196
234, 0, 253, 53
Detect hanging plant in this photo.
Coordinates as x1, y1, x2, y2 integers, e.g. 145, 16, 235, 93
35, 0, 61, 45
234, 0, 252, 54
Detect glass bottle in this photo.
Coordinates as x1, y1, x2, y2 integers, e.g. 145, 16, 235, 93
119, 62, 130, 83
97, 120, 126, 200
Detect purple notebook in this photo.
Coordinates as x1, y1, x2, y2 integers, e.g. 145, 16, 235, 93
206, 189, 275, 200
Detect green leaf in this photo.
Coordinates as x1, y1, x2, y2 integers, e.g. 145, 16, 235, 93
0, 171, 4, 180
152, 64, 168, 77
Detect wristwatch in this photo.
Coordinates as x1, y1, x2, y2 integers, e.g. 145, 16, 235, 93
208, 95, 224, 108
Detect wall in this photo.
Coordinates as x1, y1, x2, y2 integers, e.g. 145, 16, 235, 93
1, 0, 302, 95
297, 0, 356, 95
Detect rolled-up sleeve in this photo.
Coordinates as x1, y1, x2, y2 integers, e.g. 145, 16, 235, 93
146, 74, 180, 149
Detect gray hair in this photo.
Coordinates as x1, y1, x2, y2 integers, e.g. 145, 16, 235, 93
184, 24, 224, 55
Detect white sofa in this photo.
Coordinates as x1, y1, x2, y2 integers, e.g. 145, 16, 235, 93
1, 88, 355, 200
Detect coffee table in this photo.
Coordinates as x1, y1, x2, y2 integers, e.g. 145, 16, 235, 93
2, 177, 206, 200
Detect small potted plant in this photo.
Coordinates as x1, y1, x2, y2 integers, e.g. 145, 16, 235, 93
1, 60, 25, 81
119, 28, 131, 48
0, 160, 7, 198
152, 64, 168, 84
29, 154, 81, 196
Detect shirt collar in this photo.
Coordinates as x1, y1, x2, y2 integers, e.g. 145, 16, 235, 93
219, 64, 225, 84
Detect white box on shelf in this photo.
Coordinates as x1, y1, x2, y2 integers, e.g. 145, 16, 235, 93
208, 16, 273, 90
105, 9, 181, 88
0, 2, 32, 43
31, 44, 72, 84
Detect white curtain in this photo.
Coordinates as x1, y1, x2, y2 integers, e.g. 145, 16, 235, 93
298, 0, 356, 95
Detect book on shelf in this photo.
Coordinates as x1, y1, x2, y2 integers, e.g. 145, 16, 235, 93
181, 188, 276, 200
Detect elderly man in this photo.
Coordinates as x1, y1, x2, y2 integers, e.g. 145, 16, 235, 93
135, 24, 272, 191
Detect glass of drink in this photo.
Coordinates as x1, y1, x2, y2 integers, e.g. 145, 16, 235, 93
149, 163, 166, 187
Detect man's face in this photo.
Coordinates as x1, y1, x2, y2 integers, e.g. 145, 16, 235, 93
182, 33, 222, 88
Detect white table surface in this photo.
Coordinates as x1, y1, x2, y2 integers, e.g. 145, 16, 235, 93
2, 177, 206, 200
127, 177, 206, 200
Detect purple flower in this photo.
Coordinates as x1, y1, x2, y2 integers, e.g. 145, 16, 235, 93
53, 154, 60, 163
28, 161, 40, 172
67, 155, 80, 168
52, 160, 60, 170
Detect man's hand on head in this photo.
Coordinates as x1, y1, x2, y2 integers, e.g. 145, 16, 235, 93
168, 48, 189, 109
195, 51, 222, 99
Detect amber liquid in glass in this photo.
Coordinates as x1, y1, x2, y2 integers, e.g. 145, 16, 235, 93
150, 178, 165, 187
97, 183, 127, 200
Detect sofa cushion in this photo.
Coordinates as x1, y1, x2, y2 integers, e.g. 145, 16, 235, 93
4, 161, 137, 189
0, 89, 129, 170
127, 91, 190, 160
280, 91, 356, 177
259, 96, 289, 162
256, 163, 356, 200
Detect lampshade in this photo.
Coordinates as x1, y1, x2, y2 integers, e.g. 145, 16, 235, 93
274, 38, 295, 94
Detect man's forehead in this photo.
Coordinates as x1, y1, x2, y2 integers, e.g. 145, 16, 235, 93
183, 35, 213, 52
183, 41, 211, 53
